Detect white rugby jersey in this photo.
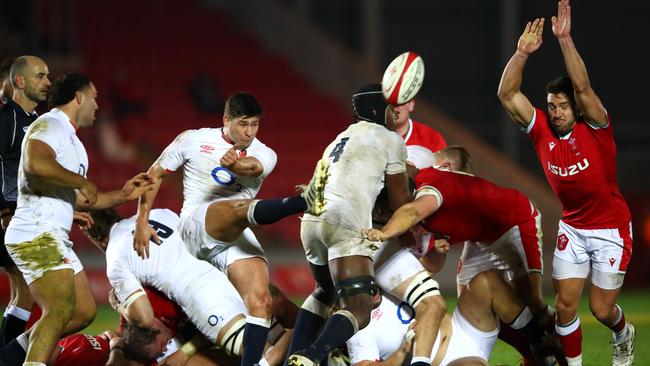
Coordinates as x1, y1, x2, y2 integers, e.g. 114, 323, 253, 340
406, 145, 436, 170
107, 209, 214, 302
6, 108, 88, 238
157, 128, 277, 217
106, 209, 247, 340
347, 294, 421, 364
308, 121, 406, 230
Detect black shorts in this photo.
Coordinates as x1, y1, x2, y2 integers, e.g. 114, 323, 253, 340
0, 228, 16, 268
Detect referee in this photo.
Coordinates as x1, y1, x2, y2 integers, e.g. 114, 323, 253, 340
0, 55, 50, 346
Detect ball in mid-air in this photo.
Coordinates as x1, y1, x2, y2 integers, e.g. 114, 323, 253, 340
381, 51, 425, 105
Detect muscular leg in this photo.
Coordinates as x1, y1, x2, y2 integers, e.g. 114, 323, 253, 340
205, 200, 253, 243
228, 257, 273, 366
390, 271, 446, 366
25, 269, 76, 363
589, 283, 635, 366
61, 271, 96, 335
554, 277, 585, 366
289, 256, 375, 365
285, 264, 335, 360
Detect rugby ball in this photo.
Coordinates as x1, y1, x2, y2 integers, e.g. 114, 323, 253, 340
381, 51, 425, 105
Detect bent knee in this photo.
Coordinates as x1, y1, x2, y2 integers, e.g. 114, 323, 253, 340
416, 294, 447, 317
244, 291, 273, 316
589, 301, 615, 322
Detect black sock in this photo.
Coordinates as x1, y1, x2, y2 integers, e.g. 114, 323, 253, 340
0, 338, 27, 366
286, 309, 327, 363
241, 317, 270, 366
303, 313, 356, 363
0, 314, 27, 347
251, 196, 306, 225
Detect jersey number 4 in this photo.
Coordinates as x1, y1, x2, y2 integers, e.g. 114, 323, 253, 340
329, 137, 349, 163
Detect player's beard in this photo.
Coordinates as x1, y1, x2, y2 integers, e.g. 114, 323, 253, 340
25, 85, 47, 104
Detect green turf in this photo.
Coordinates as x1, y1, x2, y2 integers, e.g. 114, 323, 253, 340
26, 291, 650, 365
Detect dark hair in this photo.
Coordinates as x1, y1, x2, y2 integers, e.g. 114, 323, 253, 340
224, 92, 262, 120
545, 76, 578, 106
85, 208, 122, 242
442, 145, 472, 174
122, 323, 160, 363
0, 58, 14, 80
47, 73, 91, 109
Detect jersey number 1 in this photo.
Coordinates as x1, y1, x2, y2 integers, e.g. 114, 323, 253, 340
329, 137, 349, 163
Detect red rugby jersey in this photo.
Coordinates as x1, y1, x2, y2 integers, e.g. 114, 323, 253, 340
403, 119, 447, 152
528, 108, 630, 229
415, 167, 531, 244
54, 334, 110, 366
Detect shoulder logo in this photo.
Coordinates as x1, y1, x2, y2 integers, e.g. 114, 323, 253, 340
200, 145, 214, 154
549, 141, 556, 151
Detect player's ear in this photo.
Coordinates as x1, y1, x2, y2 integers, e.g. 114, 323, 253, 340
408, 99, 415, 112
223, 115, 229, 127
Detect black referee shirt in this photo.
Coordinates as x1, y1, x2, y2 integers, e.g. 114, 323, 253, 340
0, 98, 38, 210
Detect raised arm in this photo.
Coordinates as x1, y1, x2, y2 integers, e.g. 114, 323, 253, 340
220, 145, 265, 177
133, 162, 170, 258
497, 18, 545, 127
552, 0, 607, 125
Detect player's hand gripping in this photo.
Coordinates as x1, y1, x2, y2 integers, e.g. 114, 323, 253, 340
362, 228, 388, 242
159, 349, 189, 366
79, 179, 98, 206
220, 146, 240, 169
121, 173, 155, 201
133, 219, 161, 259
517, 18, 545, 56
552, 0, 571, 39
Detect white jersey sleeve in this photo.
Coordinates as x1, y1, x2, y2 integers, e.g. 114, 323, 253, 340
245, 141, 277, 179
107, 261, 144, 303
385, 131, 407, 175
406, 145, 436, 170
26, 117, 67, 155
157, 130, 195, 172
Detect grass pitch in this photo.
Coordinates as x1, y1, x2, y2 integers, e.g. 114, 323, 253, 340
72, 291, 650, 365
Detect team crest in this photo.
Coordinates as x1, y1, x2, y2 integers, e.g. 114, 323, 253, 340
557, 233, 569, 251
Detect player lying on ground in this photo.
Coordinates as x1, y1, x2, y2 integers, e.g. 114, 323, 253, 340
347, 269, 555, 366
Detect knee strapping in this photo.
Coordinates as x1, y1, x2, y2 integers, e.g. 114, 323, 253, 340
220, 317, 246, 356
335, 276, 378, 299
403, 272, 440, 308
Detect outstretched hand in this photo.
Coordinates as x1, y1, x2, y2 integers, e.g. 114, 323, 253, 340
552, 0, 571, 39
517, 18, 545, 55
122, 173, 155, 201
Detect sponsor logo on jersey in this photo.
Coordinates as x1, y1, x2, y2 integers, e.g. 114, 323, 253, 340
371, 307, 383, 320
200, 145, 214, 154
549, 141, 556, 151
609, 257, 616, 267
547, 158, 589, 177
557, 233, 569, 251
83, 334, 103, 350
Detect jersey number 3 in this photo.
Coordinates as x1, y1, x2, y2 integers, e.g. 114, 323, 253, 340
329, 137, 349, 163
148, 220, 173, 243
